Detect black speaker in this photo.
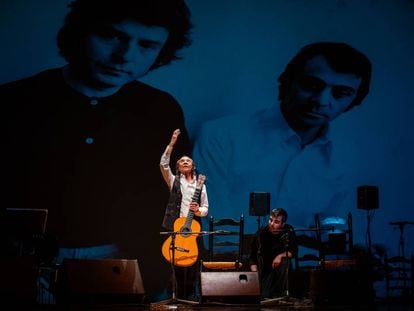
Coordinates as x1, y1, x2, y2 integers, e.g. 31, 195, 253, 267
357, 185, 379, 210
200, 271, 260, 303
249, 192, 270, 216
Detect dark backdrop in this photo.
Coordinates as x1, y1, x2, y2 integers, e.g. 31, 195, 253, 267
1, 0, 414, 298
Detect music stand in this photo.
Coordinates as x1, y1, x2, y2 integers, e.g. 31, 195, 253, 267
388, 221, 414, 259
3, 208, 48, 256
4, 208, 48, 235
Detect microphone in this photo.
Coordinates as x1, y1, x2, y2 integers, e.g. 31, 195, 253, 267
175, 246, 189, 253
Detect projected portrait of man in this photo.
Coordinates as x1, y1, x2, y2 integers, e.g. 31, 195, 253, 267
0, 0, 193, 300
193, 42, 372, 232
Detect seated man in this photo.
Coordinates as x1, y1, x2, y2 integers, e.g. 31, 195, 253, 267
249, 208, 297, 298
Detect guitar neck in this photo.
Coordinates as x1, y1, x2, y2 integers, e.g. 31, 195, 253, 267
184, 187, 202, 227
191, 188, 202, 203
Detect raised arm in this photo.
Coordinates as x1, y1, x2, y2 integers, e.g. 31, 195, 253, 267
160, 129, 181, 187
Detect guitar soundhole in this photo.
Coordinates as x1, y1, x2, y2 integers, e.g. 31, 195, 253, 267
180, 226, 191, 237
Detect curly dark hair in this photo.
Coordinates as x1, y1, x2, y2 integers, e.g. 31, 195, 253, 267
278, 42, 372, 111
57, 0, 193, 70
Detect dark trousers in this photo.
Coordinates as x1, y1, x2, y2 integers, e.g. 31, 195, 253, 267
260, 261, 289, 298
174, 263, 200, 300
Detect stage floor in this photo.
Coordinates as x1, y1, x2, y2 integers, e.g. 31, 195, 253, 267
23, 299, 414, 311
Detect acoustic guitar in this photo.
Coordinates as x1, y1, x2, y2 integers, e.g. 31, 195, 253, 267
161, 174, 205, 267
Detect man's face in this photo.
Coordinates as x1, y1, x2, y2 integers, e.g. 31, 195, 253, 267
268, 215, 285, 235
282, 55, 362, 129
177, 156, 194, 175
83, 19, 169, 89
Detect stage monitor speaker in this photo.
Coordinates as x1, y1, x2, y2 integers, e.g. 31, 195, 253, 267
59, 259, 145, 304
200, 271, 260, 304
249, 192, 270, 216
357, 185, 379, 210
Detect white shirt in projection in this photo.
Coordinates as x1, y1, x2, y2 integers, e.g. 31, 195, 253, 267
193, 105, 361, 234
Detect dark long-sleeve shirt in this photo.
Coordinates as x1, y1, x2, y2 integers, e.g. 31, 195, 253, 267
249, 224, 297, 274
1, 67, 192, 294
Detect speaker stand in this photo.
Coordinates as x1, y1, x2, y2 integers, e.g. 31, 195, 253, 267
256, 216, 261, 232
359, 208, 375, 256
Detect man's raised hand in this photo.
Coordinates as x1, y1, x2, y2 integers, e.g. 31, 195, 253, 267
169, 129, 181, 147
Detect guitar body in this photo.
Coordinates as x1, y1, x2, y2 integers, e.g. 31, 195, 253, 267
161, 217, 201, 267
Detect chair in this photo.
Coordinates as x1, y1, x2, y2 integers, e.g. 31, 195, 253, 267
385, 254, 414, 301
315, 212, 354, 266
293, 238, 323, 299
294, 229, 323, 271
295, 253, 322, 271
201, 215, 244, 271
306, 213, 363, 303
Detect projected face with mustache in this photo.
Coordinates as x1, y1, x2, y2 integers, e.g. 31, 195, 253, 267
282, 55, 362, 131
83, 19, 169, 91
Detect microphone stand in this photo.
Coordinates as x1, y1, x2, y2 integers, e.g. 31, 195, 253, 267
152, 230, 214, 308
260, 229, 299, 306
260, 227, 333, 306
